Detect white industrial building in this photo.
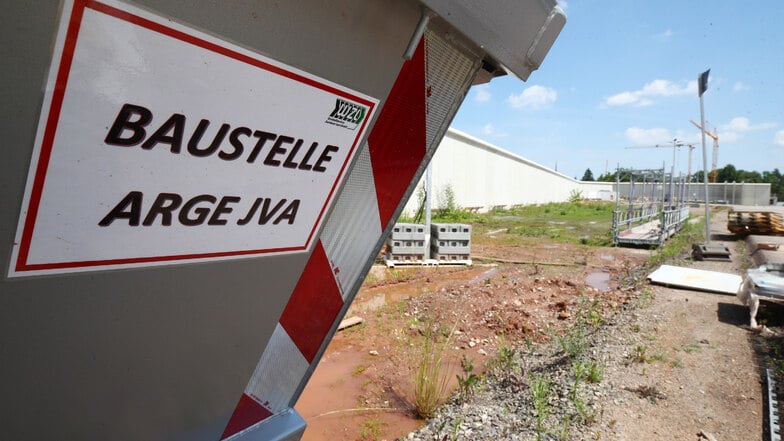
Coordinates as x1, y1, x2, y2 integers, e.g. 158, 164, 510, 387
403, 128, 771, 216
402, 128, 613, 215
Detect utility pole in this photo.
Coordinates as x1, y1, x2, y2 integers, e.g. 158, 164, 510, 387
698, 70, 711, 244
693, 69, 730, 260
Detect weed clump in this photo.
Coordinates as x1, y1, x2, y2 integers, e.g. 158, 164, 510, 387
412, 317, 453, 419
529, 373, 553, 441
455, 355, 480, 404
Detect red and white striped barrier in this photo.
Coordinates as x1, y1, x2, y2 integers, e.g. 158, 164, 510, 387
220, 32, 480, 439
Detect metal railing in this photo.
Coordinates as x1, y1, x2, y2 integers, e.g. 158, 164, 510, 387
613, 202, 660, 230
612, 166, 691, 246
613, 203, 690, 246
660, 205, 690, 244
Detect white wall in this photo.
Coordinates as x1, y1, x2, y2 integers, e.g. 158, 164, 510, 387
401, 128, 772, 216
403, 128, 613, 215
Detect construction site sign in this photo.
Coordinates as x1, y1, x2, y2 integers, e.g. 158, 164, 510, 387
8, 0, 377, 277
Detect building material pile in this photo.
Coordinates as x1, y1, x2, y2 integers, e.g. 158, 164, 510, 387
431, 223, 471, 262
386, 223, 427, 263
728, 210, 784, 235
384, 222, 473, 266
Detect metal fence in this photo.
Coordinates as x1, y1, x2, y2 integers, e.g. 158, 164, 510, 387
614, 181, 771, 206
612, 169, 691, 246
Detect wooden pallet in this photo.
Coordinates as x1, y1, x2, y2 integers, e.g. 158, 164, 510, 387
728, 210, 784, 235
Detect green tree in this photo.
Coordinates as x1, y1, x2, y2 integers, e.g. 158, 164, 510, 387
581, 168, 595, 181
596, 166, 782, 197
738, 170, 763, 183
716, 164, 737, 183
597, 170, 633, 182
596, 172, 614, 182
763, 168, 783, 198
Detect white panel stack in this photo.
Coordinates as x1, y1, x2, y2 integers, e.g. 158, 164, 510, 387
431, 223, 471, 262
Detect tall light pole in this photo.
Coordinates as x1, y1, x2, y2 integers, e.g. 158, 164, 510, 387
698, 69, 711, 244
692, 69, 730, 260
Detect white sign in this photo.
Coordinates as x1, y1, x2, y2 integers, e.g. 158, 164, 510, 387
9, 0, 377, 277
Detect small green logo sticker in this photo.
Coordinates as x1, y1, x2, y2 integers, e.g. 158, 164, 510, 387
326, 98, 367, 130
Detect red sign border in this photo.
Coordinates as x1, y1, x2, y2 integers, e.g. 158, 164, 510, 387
14, 0, 375, 273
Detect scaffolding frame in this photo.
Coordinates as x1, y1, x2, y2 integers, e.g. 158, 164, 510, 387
612, 167, 690, 246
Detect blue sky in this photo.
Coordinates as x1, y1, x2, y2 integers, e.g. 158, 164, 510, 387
450, 0, 784, 180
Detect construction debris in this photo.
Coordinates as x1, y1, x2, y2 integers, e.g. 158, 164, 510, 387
737, 264, 784, 328
338, 316, 365, 331
647, 264, 742, 295
692, 243, 732, 261
728, 209, 784, 235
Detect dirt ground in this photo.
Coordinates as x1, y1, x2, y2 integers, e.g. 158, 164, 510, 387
295, 208, 775, 441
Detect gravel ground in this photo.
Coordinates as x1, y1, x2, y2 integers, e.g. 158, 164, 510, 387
404, 208, 768, 441
404, 288, 652, 441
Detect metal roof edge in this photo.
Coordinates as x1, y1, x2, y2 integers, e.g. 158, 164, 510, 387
419, 0, 566, 81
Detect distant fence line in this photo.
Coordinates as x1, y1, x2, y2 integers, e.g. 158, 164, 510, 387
612, 181, 770, 206
401, 129, 772, 216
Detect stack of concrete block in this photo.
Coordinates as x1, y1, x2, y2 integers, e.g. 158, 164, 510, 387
387, 223, 427, 262
431, 223, 471, 262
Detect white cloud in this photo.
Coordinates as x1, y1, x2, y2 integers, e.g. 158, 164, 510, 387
775, 130, 784, 146
606, 91, 642, 107
506, 85, 557, 110
693, 117, 777, 146
654, 29, 673, 42
481, 123, 507, 138
625, 127, 674, 146
733, 82, 750, 92
643, 79, 695, 96
474, 84, 491, 103
604, 79, 696, 107
722, 116, 777, 132
719, 131, 741, 143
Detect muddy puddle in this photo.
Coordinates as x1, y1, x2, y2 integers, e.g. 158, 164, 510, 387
296, 351, 420, 441
297, 265, 488, 441
351, 265, 491, 312
585, 271, 611, 291
469, 267, 500, 284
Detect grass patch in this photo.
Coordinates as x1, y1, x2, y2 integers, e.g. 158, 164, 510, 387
679, 341, 702, 354
629, 343, 680, 367
646, 218, 704, 268
530, 373, 553, 441
486, 330, 520, 378
411, 316, 454, 419
359, 417, 387, 441
584, 360, 605, 383
577, 295, 605, 328
635, 287, 656, 308
400, 199, 704, 252
630, 344, 650, 363
557, 325, 589, 359
405, 201, 616, 247
352, 364, 367, 376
